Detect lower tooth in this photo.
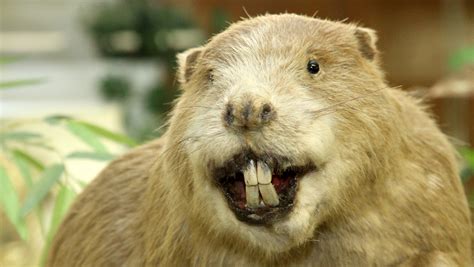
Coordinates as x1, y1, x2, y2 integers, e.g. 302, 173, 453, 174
259, 184, 280, 206
246, 185, 260, 208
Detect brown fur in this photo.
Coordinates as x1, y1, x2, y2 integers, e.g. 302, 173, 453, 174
48, 14, 471, 266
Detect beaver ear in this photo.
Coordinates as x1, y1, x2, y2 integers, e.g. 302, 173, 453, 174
177, 47, 203, 84
354, 27, 378, 61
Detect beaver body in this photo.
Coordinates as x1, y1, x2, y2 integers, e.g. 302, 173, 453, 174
49, 14, 471, 266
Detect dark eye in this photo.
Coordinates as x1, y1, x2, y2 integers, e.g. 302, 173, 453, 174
307, 60, 320, 74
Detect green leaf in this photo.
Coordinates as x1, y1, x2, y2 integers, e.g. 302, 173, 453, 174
449, 46, 474, 71
460, 148, 474, 168
0, 56, 21, 65
45, 116, 137, 147
20, 164, 64, 217
76, 179, 89, 189
20, 141, 55, 152
12, 154, 33, 188
44, 115, 73, 125
0, 78, 45, 89
67, 151, 116, 161
12, 149, 45, 171
50, 186, 76, 233
76, 121, 137, 147
66, 121, 108, 153
0, 166, 28, 240
0, 131, 42, 142
40, 185, 76, 267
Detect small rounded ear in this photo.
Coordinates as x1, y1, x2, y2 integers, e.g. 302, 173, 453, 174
177, 47, 203, 84
354, 27, 378, 61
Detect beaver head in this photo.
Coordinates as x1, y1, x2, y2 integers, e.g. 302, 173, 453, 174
165, 14, 395, 254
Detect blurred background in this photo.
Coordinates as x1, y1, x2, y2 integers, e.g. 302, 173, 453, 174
1, 0, 473, 266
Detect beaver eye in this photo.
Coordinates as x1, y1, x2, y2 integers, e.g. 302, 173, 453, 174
307, 60, 320, 74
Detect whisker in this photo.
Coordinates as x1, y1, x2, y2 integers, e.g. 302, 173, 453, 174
160, 132, 226, 158
311, 87, 387, 117
242, 6, 252, 19
177, 105, 221, 111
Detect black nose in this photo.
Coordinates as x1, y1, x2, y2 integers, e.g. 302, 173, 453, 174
224, 96, 275, 130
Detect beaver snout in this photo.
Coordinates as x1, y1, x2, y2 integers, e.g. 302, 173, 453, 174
224, 94, 276, 130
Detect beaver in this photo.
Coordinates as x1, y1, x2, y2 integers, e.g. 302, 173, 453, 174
48, 14, 472, 266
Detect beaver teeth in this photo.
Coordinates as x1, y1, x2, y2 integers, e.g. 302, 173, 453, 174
243, 161, 280, 207
244, 160, 260, 208
258, 183, 279, 206
257, 162, 272, 184
245, 185, 260, 208
243, 160, 258, 186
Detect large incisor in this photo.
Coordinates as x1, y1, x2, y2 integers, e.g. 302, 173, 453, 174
258, 184, 279, 206
244, 160, 258, 185
246, 185, 260, 208
243, 161, 280, 207
244, 161, 260, 208
257, 162, 272, 184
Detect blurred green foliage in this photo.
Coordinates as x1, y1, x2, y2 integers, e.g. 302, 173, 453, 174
0, 58, 138, 265
211, 8, 232, 34
86, 1, 210, 142
99, 75, 131, 102
460, 148, 474, 207
145, 83, 179, 114
86, 0, 196, 60
449, 46, 474, 71
0, 56, 45, 89
0, 116, 137, 266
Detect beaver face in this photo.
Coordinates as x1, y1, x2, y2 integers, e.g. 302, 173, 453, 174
171, 14, 384, 253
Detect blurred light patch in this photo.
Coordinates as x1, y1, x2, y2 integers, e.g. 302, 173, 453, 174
108, 31, 141, 53
161, 29, 205, 51
0, 31, 66, 53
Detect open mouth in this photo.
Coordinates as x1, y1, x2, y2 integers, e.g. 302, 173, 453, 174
214, 152, 316, 225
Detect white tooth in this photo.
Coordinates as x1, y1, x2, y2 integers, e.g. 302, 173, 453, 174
257, 161, 272, 184
248, 214, 262, 220
243, 160, 258, 186
246, 185, 260, 208
259, 184, 280, 206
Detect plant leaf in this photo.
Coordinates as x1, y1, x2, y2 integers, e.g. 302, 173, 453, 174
40, 185, 76, 266
67, 151, 116, 161
12, 154, 33, 188
449, 46, 474, 71
12, 149, 45, 171
44, 115, 73, 125
0, 166, 28, 240
45, 116, 137, 147
75, 121, 137, 147
0, 56, 21, 65
460, 148, 474, 168
66, 121, 108, 153
20, 141, 55, 151
0, 131, 43, 142
20, 164, 64, 217
49, 186, 76, 234
0, 78, 45, 89
76, 179, 89, 189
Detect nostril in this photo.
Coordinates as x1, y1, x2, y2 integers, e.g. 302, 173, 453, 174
260, 103, 274, 122
262, 104, 272, 114
224, 103, 234, 125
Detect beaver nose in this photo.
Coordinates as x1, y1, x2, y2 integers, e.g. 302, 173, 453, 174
224, 96, 275, 130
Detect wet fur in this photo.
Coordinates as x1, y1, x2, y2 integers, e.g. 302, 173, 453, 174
48, 14, 471, 266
